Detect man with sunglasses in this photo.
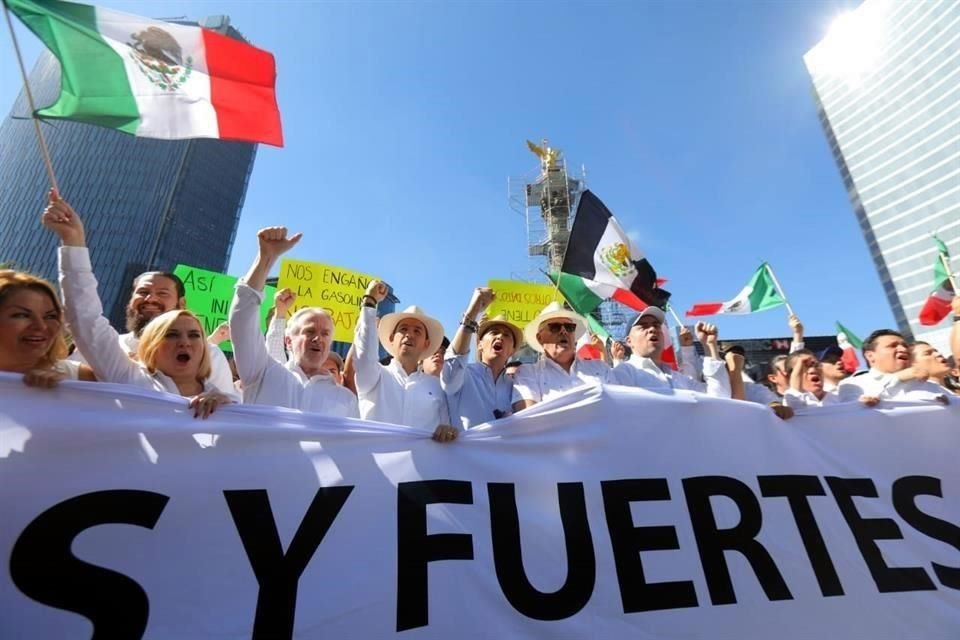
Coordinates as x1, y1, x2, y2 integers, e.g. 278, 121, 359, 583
511, 302, 612, 411
612, 308, 730, 397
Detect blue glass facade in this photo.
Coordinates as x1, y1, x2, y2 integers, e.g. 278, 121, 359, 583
0, 38, 256, 328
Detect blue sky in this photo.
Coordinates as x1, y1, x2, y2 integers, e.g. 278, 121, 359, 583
1, 0, 891, 343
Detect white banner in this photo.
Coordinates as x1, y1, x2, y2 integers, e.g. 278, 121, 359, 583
1, 373, 959, 639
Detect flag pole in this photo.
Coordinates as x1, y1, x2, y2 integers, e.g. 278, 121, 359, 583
3, 3, 60, 192
667, 304, 684, 327
763, 262, 796, 317
939, 252, 958, 291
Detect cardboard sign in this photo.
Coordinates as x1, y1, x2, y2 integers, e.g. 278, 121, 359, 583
486, 279, 564, 329
278, 258, 379, 343
173, 264, 276, 353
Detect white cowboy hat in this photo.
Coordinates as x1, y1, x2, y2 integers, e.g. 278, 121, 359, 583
523, 302, 587, 353
378, 305, 445, 359
476, 313, 524, 350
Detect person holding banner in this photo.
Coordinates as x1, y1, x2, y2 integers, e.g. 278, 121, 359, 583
0, 269, 96, 387
442, 287, 523, 428
511, 302, 612, 411
229, 228, 359, 417
612, 309, 731, 397
355, 281, 457, 441
42, 193, 233, 418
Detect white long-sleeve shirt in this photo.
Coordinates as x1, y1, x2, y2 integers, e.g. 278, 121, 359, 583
265, 315, 288, 364
838, 369, 954, 403
59, 246, 228, 398
782, 389, 841, 408
441, 350, 514, 429
612, 354, 731, 397
511, 357, 611, 406
229, 284, 358, 417
353, 306, 450, 430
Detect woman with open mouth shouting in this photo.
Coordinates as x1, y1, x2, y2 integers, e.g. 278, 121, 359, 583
0, 269, 96, 387
41, 190, 234, 419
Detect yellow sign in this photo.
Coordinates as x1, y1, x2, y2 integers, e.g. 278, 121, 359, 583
486, 279, 564, 329
278, 258, 380, 343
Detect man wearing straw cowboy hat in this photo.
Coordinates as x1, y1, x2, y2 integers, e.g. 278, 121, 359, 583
355, 281, 458, 441
612, 308, 730, 397
442, 287, 524, 429
511, 301, 613, 411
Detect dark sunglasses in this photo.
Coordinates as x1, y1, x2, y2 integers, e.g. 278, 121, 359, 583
546, 322, 577, 334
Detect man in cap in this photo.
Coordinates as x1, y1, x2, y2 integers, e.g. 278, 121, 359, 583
818, 345, 850, 393
355, 281, 457, 440
229, 227, 359, 417
612, 309, 730, 397
511, 302, 612, 411
442, 287, 523, 429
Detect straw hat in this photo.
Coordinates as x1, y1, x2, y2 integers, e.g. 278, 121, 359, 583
476, 313, 524, 350
523, 302, 587, 353
378, 305, 445, 359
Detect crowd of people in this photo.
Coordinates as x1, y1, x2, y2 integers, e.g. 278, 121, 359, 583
3, 190, 957, 439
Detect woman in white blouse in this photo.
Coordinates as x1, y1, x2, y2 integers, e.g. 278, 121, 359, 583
42, 190, 232, 418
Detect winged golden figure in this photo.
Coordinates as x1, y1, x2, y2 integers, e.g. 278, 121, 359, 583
526, 139, 561, 169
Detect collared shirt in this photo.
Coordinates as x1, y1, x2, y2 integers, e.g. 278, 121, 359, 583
837, 369, 954, 403
229, 284, 358, 417
511, 357, 611, 405
353, 306, 450, 430
265, 316, 288, 364
441, 350, 514, 429
612, 354, 731, 397
59, 246, 233, 399
782, 389, 841, 408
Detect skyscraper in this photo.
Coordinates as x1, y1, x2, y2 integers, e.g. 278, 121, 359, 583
805, 0, 960, 349
0, 16, 257, 329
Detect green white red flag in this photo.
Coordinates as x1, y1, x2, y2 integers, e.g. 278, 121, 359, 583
6, 0, 283, 145
835, 321, 862, 373
918, 236, 954, 326
685, 263, 784, 317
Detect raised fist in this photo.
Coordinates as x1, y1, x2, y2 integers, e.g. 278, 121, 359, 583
466, 287, 495, 318
678, 326, 694, 347
695, 321, 718, 346
41, 189, 86, 246
365, 280, 389, 304
209, 322, 230, 345
788, 314, 804, 336
257, 226, 302, 260
274, 288, 297, 316
611, 341, 626, 362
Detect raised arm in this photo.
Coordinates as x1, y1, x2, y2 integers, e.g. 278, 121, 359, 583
444, 287, 495, 393
42, 191, 146, 385
353, 281, 388, 395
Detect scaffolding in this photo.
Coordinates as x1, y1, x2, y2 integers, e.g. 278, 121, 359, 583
508, 139, 630, 342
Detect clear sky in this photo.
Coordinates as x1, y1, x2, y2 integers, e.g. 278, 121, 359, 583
1, 0, 892, 343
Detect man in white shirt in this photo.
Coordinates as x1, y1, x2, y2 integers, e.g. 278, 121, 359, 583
781, 350, 859, 408
512, 302, 611, 411
354, 281, 456, 441
613, 309, 730, 397
838, 329, 952, 403
442, 287, 522, 429
817, 346, 850, 393
229, 227, 358, 418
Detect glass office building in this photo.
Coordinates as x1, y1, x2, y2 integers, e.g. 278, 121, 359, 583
0, 17, 257, 329
805, 0, 960, 349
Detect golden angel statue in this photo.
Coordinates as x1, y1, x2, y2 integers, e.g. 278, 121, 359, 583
526, 139, 562, 170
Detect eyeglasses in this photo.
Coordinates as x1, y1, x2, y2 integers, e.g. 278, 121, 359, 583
545, 322, 577, 334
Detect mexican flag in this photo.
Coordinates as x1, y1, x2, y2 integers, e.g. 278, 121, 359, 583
548, 271, 656, 312
918, 237, 955, 326
686, 263, 785, 317
835, 321, 862, 373
560, 190, 670, 309
6, 0, 283, 145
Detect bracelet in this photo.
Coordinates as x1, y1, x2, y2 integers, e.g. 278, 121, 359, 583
954, 315, 960, 322
460, 316, 479, 332
361, 295, 378, 308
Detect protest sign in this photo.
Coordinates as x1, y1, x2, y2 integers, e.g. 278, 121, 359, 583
278, 258, 379, 343
173, 264, 276, 352
486, 279, 564, 329
3, 376, 958, 639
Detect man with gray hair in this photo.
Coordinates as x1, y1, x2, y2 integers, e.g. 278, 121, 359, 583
229, 227, 358, 417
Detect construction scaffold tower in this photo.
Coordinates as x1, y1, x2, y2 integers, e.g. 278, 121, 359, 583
508, 139, 629, 341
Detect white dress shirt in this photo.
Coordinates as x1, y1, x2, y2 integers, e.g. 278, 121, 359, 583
838, 369, 954, 403
782, 389, 841, 408
59, 246, 229, 398
229, 284, 358, 417
353, 306, 450, 430
441, 350, 514, 429
511, 357, 611, 405
612, 354, 731, 397
265, 315, 288, 364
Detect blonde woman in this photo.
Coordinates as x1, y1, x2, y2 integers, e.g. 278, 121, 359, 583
42, 190, 232, 418
0, 270, 95, 386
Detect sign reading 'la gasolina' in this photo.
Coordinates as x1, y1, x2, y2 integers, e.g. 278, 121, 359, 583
1, 377, 958, 638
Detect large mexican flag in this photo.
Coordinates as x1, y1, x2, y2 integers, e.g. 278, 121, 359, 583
5, 0, 283, 145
